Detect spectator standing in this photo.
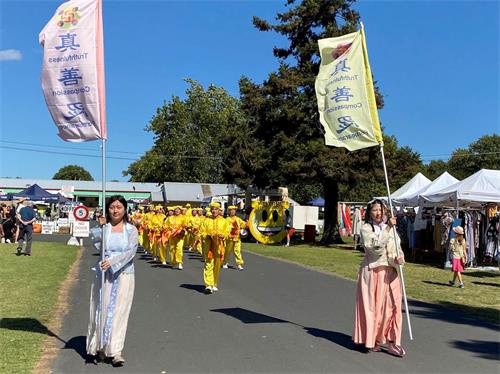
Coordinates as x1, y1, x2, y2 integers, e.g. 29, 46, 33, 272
16, 201, 37, 256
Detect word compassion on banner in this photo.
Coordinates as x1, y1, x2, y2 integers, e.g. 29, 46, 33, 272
315, 30, 382, 151
39, 0, 106, 142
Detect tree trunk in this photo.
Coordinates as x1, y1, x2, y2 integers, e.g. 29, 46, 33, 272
320, 178, 344, 245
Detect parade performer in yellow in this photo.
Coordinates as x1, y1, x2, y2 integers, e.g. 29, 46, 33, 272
223, 205, 247, 270
149, 205, 165, 262
201, 202, 230, 294
142, 206, 152, 255
159, 207, 173, 266
184, 207, 194, 251
168, 206, 186, 270
187, 208, 203, 254
131, 207, 144, 248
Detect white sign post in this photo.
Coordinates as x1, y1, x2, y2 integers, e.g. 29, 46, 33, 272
68, 205, 89, 245
73, 221, 90, 237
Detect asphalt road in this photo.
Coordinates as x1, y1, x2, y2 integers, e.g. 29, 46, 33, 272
49, 239, 499, 373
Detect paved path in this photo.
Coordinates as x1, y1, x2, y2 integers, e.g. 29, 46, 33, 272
51, 242, 499, 373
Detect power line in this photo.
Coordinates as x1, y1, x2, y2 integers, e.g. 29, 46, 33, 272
0, 145, 222, 161
1, 139, 497, 161
0, 140, 140, 155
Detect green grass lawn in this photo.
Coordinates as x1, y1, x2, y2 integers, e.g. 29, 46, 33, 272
243, 241, 500, 323
0, 242, 79, 374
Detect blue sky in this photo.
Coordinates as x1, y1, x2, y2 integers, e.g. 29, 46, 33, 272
1, 0, 498, 182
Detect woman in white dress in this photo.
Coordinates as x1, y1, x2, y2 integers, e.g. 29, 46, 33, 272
87, 195, 138, 367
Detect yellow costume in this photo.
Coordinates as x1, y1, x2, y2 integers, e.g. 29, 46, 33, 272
159, 207, 173, 265
201, 203, 230, 293
168, 207, 186, 269
149, 206, 165, 261
187, 209, 203, 254
132, 209, 144, 247
142, 209, 153, 253
223, 206, 246, 269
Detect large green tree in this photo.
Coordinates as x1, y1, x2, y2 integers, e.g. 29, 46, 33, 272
124, 79, 263, 185
447, 134, 500, 180
423, 159, 448, 180
53, 165, 93, 181
239, 0, 422, 244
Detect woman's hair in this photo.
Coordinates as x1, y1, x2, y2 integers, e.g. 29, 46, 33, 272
364, 199, 387, 231
105, 195, 129, 223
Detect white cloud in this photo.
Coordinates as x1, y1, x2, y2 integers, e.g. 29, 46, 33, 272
0, 49, 22, 61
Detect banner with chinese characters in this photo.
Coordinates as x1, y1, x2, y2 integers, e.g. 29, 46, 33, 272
39, 0, 106, 142
315, 28, 383, 151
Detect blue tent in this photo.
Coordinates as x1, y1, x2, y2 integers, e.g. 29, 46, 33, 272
8, 184, 63, 202
307, 197, 325, 207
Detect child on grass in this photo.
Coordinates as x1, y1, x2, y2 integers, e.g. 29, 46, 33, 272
449, 226, 467, 288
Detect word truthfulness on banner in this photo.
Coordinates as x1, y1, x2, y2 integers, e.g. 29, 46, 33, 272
39, 0, 106, 142
315, 28, 383, 151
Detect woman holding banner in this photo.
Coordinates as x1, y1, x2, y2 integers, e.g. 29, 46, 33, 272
87, 195, 137, 367
353, 199, 406, 357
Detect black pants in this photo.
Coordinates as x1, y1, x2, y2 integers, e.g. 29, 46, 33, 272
18, 224, 33, 255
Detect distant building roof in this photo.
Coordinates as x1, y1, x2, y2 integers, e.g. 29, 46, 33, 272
0, 178, 157, 192
0, 178, 243, 202
155, 182, 243, 203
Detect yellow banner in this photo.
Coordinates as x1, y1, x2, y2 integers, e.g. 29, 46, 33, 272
315, 27, 383, 151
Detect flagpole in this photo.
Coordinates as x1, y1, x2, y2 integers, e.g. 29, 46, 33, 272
380, 144, 414, 340
100, 138, 106, 349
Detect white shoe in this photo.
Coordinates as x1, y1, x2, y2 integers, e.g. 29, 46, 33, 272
178, 263, 183, 270
237, 265, 244, 270
204, 286, 213, 294
153, 257, 158, 261
212, 286, 218, 292
162, 261, 166, 265
6, 239, 11, 243
222, 263, 228, 269
112, 354, 125, 366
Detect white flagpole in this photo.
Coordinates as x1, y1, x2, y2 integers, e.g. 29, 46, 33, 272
379, 144, 414, 340
100, 138, 106, 349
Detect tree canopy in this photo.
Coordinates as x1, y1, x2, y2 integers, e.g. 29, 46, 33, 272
124, 79, 263, 185
126, 0, 497, 245
237, 0, 423, 243
53, 165, 94, 181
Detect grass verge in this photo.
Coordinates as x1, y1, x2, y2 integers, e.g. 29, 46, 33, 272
0, 242, 79, 374
243, 242, 500, 323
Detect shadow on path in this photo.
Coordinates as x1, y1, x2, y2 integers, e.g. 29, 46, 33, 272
450, 339, 500, 360
303, 327, 358, 351
63, 335, 88, 361
408, 300, 499, 331
211, 308, 288, 324
180, 284, 206, 294
211, 307, 357, 351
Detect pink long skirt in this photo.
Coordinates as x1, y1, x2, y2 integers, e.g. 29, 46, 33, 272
353, 265, 403, 348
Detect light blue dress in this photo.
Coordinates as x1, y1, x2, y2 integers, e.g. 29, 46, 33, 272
86, 222, 138, 357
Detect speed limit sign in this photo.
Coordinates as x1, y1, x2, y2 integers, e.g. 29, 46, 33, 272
73, 205, 89, 221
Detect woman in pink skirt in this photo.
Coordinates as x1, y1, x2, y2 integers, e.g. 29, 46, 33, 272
353, 199, 406, 357
448, 226, 467, 288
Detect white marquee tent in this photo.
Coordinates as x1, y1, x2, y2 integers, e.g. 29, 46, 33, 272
394, 171, 459, 206
378, 172, 431, 203
421, 169, 500, 206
